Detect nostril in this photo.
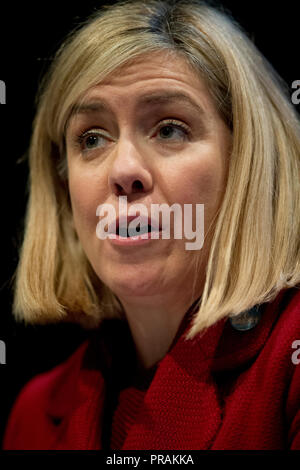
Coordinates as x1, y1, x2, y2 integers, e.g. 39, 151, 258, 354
114, 181, 143, 195
115, 183, 126, 195
132, 180, 143, 191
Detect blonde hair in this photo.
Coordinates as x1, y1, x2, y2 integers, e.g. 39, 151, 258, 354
12, 0, 300, 338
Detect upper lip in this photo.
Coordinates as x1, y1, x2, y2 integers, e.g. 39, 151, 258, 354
108, 215, 161, 234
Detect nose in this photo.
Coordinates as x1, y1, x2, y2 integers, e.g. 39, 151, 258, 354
108, 136, 153, 197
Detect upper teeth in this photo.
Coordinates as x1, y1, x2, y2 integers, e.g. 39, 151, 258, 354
118, 224, 152, 236
134, 225, 151, 235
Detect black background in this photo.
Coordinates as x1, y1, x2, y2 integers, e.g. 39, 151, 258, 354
0, 0, 299, 446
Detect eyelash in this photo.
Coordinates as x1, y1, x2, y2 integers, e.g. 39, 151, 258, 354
74, 119, 191, 152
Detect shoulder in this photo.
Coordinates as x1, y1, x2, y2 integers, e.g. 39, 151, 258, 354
15, 339, 89, 403
266, 286, 300, 352
249, 286, 300, 369
275, 286, 300, 449
277, 285, 300, 322
253, 286, 300, 447
2, 339, 90, 449
276, 287, 300, 444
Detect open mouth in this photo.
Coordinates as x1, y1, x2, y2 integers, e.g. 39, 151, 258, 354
117, 224, 159, 237
107, 214, 162, 239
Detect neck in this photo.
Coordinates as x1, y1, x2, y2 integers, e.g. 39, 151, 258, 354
118, 292, 201, 369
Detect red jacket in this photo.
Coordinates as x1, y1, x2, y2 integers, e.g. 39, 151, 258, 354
2, 287, 300, 450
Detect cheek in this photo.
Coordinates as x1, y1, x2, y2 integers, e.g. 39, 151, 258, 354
68, 172, 105, 237
164, 148, 227, 209
194, 163, 226, 206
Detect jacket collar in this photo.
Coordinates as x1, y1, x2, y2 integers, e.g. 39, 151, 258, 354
211, 288, 292, 372
46, 288, 293, 427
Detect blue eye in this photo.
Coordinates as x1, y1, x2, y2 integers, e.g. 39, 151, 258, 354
85, 134, 103, 149
157, 120, 190, 141
74, 119, 191, 154
77, 131, 107, 151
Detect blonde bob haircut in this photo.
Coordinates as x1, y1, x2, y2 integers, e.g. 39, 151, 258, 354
13, 0, 300, 339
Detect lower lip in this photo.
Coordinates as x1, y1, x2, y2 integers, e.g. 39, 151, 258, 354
108, 231, 162, 246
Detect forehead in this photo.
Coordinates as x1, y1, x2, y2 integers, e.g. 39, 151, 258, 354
98, 51, 201, 88
69, 51, 216, 119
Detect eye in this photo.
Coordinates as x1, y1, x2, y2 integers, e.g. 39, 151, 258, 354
76, 129, 109, 152
156, 119, 190, 142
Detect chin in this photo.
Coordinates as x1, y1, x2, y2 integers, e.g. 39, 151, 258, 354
105, 271, 164, 299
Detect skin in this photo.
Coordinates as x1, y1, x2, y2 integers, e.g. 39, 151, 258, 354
65, 51, 232, 369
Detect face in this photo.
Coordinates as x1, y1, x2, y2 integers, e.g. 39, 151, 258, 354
65, 51, 232, 308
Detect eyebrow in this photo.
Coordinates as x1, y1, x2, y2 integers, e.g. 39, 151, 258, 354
67, 91, 206, 125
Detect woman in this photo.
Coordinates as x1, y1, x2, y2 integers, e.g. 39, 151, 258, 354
2, 0, 300, 450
